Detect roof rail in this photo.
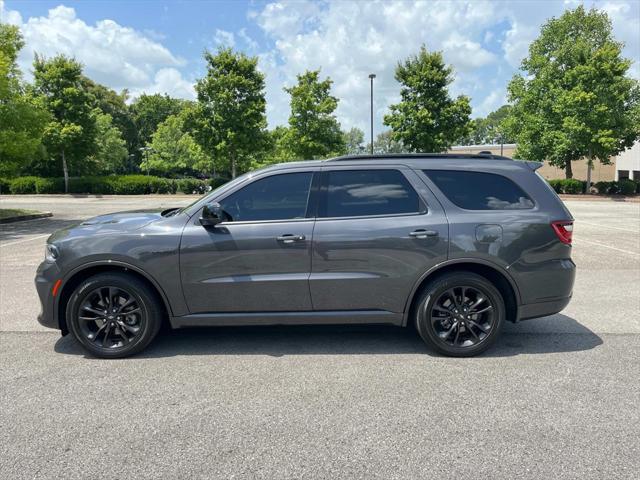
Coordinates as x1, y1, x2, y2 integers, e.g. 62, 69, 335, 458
326, 153, 512, 162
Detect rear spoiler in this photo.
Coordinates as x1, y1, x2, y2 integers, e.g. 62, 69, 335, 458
525, 161, 543, 171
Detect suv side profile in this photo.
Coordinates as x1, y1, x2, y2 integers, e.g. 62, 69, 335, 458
36, 154, 575, 358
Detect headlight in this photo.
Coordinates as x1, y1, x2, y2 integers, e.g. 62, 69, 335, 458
45, 244, 60, 262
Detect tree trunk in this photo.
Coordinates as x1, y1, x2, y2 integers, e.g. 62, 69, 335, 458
231, 154, 237, 179
62, 150, 69, 194
586, 149, 593, 194
564, 160, 573, 179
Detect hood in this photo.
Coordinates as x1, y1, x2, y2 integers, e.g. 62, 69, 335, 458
48, 209, 174, 243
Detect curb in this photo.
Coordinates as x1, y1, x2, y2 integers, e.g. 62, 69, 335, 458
559, 194, 640, 203
0, 212, 53, 224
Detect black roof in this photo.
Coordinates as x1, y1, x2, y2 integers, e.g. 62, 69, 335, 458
327, 153, 512, 162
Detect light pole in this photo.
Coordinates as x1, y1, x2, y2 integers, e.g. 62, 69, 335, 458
369, 73, 376, 155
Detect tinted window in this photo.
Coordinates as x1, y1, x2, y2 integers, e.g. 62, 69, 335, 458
321, 169, 422, 218
219, 172, 313, 221
424, 170, 534, 210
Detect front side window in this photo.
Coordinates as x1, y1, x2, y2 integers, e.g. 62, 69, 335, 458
320, 169, 422, 218
219, 172, 313, 222
424, 170, 534, 210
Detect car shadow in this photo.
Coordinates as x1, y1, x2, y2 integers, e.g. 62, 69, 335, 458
54, 313, 603, 359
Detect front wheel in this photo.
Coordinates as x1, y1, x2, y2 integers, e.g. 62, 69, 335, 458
415, 272, 505, 357
66, 273, 163, 358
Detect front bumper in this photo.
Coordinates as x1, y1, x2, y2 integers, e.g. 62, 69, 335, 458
35, 260, 62, 330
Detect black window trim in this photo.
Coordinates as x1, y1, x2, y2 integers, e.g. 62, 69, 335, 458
199, 169, 319, 225
421, 168, 537, 212
316, 167, 428, 221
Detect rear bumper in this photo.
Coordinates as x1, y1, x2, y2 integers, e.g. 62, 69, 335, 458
35, 261, 61, 330
517, 295, 572, 321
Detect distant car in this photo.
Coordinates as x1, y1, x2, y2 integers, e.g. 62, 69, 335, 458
36, 153, 575, 358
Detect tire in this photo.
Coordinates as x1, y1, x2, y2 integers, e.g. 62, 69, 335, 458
66, 273, 163, 358
415, 272, 504, 357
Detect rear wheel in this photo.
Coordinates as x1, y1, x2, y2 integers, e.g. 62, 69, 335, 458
415, 272, 504, 357
66, 273, 163, 358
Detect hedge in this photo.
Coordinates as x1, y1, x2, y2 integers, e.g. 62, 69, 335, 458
547, 178, 586, 194
0, 175, 230, 195
595, 179, 638, 195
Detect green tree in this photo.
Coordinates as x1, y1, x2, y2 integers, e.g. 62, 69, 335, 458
32, 55, 97, 191
89, 111, 128, 174
0, 24, 49, 176
256, 125, 296, 168
142, 109, 211, 177
384, 45, 472, 152
343, 127, 365, 155
372, 130, 406, 154
505, 6, 640, 179
284, 70, 345, 159
81, 76, 136, 157
459, 105, 514, 145
195, 48, 268, 178
129, 93, 185, 160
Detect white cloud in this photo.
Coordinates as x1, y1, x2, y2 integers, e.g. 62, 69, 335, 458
476, 88, 507, 118
128, 68, 195, 100
0, 1, 195, 100
214, 29, 235, 47
252, 0, 501, 130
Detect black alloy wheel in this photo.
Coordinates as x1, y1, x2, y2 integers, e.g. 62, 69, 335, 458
430, 285, 496, 348
67, 273, 163, 358
77, 286, 145, 349
416, 272, 505, 357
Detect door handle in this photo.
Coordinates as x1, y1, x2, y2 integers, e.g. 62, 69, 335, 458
409, 229, 438, 239
276, 234, 306, 244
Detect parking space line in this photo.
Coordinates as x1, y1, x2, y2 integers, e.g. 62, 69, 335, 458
0, 234, 50, 248
574, 237, 640, 257
578, 221, 639, 233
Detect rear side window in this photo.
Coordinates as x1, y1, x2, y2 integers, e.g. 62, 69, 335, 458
424, 170, 534, 210
320, 169, 422, 218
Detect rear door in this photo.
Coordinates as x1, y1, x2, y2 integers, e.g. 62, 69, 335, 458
309, 165, 448, 314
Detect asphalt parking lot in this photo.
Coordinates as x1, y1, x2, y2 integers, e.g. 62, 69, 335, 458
1, 194, 639, 479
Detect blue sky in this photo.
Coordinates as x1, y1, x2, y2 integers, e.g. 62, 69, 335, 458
2, 0, 639, 135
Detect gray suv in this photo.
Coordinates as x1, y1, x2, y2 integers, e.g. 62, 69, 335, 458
36, 154, 576, 358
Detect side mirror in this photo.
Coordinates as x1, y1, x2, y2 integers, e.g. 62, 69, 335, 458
199, 202, 224, 227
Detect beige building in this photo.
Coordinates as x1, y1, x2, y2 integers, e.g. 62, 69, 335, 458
448, 143, 628, 182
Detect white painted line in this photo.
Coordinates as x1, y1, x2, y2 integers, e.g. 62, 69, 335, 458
574, 237, 640, 257
578, 221, 639, 233
0, 234, 50, 248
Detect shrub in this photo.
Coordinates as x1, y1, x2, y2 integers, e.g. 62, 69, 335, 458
209, 177, 230, 190
561, 178, 584, 194
0, 177, 12, 194
618, 179, 636, 195
177, 178, 207, 194
547, 178, 585, 194
547, 179, 563, 193
9, 176, 39, 194
68, 176, 114, 194
34, 177, 63, 194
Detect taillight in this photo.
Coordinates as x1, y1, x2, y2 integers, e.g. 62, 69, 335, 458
551, 221, 573, 245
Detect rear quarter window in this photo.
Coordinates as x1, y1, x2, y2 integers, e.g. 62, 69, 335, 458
423, 170, 534, 210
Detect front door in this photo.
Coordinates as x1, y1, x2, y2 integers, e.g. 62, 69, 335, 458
310, 166, 449, 314
180, 170, 316, 313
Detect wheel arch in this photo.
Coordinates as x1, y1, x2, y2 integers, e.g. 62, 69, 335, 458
403, 259, 520, 327
56, 261, 172, 335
